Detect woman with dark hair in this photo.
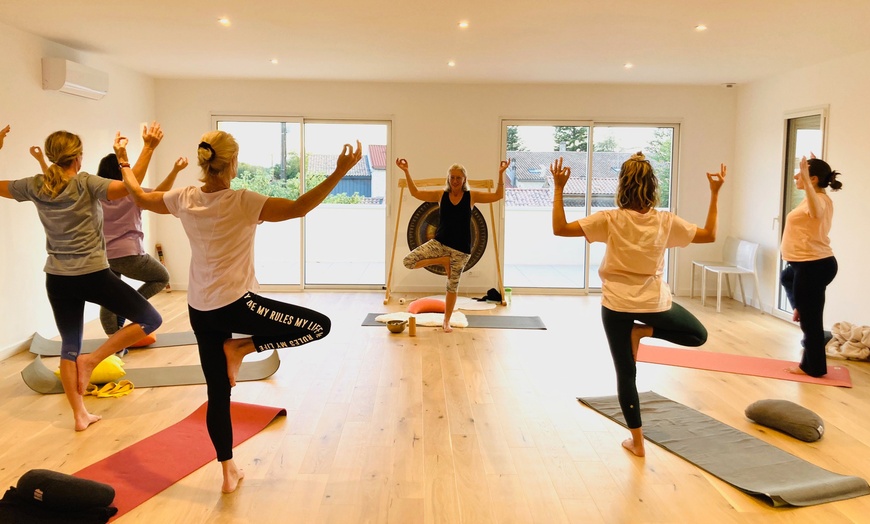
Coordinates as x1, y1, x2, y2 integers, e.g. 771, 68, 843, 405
551, 153, 725, 457
120, 129, 361, 493
395, 158, 509, 332
780, 155, 843, 377
0, 125, 163, 431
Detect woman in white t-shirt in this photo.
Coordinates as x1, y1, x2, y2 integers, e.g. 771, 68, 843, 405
779, 155, 842, 377
551, 153, 725, 457
119, 129, 361, 494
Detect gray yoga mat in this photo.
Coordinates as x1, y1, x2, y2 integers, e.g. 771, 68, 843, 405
579, 391, 870, 507
29, 331, 199, 356
362, 313, 546, 329
21, 350, 281, 394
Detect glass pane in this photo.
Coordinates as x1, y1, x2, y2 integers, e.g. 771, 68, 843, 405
303, 122, 387, 285
778, 115, 823, 312
217, 120, 302, 285
587, 126, 676, 288
504, 125, 587, 289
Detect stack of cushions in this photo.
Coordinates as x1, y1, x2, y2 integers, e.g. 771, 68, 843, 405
407, 298, 446, 314
0, 469, 117, 523
54, 355, 126, 385
745, 399, 825, 442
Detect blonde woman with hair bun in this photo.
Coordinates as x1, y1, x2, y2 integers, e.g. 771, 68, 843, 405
0, 123, 164, 432
122, 129, 362, 494
551, 152, 725, 457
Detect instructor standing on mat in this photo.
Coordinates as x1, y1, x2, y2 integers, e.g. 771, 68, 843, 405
551, 153, 725, 457
120, 128, 361, 493
396, 157, 509, 332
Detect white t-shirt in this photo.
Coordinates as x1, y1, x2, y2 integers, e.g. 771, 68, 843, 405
577, 208, 697, 313
163, 186, 269, 311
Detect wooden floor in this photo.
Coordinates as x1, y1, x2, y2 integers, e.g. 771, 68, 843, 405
1, 290, 870, 523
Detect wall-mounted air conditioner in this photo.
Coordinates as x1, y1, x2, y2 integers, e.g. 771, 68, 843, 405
42, 58, 109, 100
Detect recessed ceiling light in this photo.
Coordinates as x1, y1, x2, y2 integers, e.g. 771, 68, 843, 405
270, 59, 279, 65
458, 21, 469, 29
448, 60, 456, 67
218, 18, 231, 27
695, 24, 707, 31
624, 62, 634, 69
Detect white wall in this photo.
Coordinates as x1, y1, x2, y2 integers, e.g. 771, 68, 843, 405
0, 22, 156, 355
732, 48, 870, 327
153, 79, 737, 295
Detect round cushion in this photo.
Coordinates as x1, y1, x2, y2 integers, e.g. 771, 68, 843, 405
407, 297, 445, 314
745, 399, 824, 442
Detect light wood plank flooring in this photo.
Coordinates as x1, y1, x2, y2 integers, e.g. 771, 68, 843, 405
1, 290, 869, 523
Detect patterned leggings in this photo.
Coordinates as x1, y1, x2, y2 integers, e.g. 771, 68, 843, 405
188, 291, 331, 462
403, 239, 470, 293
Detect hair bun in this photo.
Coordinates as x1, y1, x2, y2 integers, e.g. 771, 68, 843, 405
198, 141, 216, 161
629, 151, 646, 162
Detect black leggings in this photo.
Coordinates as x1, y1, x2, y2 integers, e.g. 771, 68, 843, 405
601, 303, 707, 429
188, 292, 331, 462
780, 257, 838, 376
46, 269, 162, 361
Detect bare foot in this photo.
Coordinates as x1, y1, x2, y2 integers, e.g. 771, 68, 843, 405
75, 355, 97, 395
630, 324, 654, 362
221, 460, 245, 493
74, 412, 102, 432
442, 320, 453, 333
786, 366, 806, 375
224, 338, 253, 387
792, 309, 800, 322
622, 438, 645, 457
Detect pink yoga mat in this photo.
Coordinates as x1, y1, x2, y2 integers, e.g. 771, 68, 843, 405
637, 344, 852, 388
74, 401, 286, 520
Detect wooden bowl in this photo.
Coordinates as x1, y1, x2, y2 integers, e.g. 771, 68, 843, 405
386, 320, 407, 334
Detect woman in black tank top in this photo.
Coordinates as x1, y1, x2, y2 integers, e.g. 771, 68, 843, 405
396, 158, 510, 332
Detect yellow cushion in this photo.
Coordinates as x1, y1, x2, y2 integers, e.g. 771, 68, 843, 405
55, 355, 126, 385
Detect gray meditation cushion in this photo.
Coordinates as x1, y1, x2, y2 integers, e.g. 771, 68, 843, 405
745, 399, 824, 442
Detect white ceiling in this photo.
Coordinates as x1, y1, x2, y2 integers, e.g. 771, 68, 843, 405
2, 0, 869, 86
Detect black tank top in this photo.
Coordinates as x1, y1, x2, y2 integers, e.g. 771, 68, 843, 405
435, 190, 472, 254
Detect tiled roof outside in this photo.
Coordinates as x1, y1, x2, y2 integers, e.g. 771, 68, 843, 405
507, 150, 670, 183
369, 145, 387, 170
306, 153, 371, 178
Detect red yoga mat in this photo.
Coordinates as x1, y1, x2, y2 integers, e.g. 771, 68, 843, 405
73, 401, 286, 520
637, 344, 852, 388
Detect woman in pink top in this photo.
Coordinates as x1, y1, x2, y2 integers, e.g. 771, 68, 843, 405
780, 156, 842, 377
551, 153, 725, 457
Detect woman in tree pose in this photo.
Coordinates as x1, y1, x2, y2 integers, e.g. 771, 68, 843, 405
120, 129, 361, 493
551, 152, 725, 456
780, 155, 842, 377
0, 123, 163, 431
395, 157, 509, 332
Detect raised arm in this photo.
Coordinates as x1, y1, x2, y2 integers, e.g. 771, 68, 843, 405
0, 124, 12, 199
115, 132, 170, 213
797, 156, 822, 218
153, 157, 187, 192
550, 157, 585, 237
692, 164, 726, 244
396, 158, 442, 203
471, 159, 509, 205
130, 122, 164, 183
30, 146, 49, 175
259, 141, 363, 222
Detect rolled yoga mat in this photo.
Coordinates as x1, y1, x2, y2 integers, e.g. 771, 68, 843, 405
579, 391, 870, 507
73, 401, 287, 520
637, 343, 852, 388
21, 350, 280, 394
30, 331, 199, 356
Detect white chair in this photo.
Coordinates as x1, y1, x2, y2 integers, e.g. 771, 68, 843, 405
690, 236, 739, 299
702, 239, 761, 313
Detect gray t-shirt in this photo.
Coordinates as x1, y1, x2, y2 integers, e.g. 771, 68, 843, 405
9, 172, 112, 275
